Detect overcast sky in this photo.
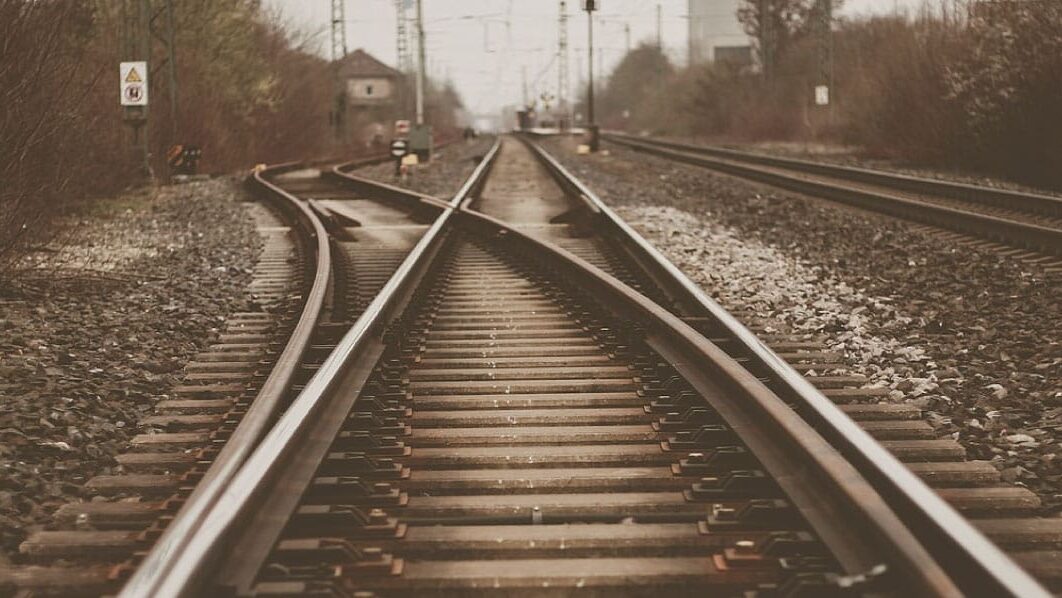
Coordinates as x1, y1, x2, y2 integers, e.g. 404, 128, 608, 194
266, 0, 922, 116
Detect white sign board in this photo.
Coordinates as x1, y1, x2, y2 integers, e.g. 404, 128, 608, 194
120, 61, 148, 106
815, 85, 830, 106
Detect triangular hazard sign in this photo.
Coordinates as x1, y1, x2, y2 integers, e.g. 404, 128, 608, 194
125, 68, 142, 83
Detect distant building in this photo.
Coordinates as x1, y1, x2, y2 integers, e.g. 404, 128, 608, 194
339, 49, 403, 106
336, 49, 410, 147
688, 0, 754, 66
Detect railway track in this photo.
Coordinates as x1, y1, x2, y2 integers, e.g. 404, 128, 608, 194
603, 132, 1062, 257
90, 135, 1054, 597
3, 155, 437, 595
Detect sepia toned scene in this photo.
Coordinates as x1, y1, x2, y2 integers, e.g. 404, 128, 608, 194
1, 0, 1059, 596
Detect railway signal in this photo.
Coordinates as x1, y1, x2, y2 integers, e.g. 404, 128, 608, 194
390, 138, 410, 176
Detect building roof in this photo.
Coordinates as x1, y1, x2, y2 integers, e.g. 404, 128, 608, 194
340, 49, 402, 78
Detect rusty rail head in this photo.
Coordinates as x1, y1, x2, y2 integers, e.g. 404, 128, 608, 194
518, 136, 1049, 597
117, 138, 503, 598
119, 162, 333, 598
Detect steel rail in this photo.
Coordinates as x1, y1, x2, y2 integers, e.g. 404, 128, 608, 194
521, 136, 1050, 597
451, 214, 954, 595
603, 133, 1062, 254
605, 131, 1062, 217
117, 139, 502, 598
121, 134, 1046, 597
118, 161, 334, 597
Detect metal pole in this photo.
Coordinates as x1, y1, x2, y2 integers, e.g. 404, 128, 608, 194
139, 0, 153, 179
330, 0, 348, 61
587, 7, 597, 151
522, 66, 528, 107
395, 0, 410, 72
760, 0, 773, 84
823, 0, 834, 125
415, 0, 426, 126
165, 0, 178, 142
558, 1, 569, 128
330, 0, 348, 144
656, 4, 662, 49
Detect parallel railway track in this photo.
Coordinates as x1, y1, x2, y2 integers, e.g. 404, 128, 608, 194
90, 135, 1052, 597
603, 132, 1062, 257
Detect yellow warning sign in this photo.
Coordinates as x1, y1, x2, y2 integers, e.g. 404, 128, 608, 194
120, 61, 148, 106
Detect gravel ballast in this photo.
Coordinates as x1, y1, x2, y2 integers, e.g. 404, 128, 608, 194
542, 135, 1062, 510
356, 136, 496, 199
0, 179, 260, 561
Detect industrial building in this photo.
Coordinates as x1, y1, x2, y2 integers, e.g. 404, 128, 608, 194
687, 0, 754, 66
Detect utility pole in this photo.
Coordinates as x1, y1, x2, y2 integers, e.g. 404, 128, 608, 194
759, 0, 774, 84
557, 1, 570, 128
121, 0, 153, 180
163, 0, 178, 144
395, 0, 412, 73
330, 0, 348, 144
330, 0, 348, 62
522, 66, 529, 107
415, 0, 426, 126
584, 0, 598, 151
624, 23, 631, 54
656, 4, 662, 49
395, 0, 414, 117
816, 0, 834, 123
410, 0, 433, 160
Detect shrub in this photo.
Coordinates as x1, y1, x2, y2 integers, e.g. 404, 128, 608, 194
0, 1, 348, 276
0, 1, 102, 272
604, 1, 1062, 188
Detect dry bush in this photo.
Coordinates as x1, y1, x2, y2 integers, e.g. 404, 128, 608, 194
0, 2, 107, 273
0, 0, 345, 279
834, 15, 967, 163
839, 3, 1062, 185
943, 2, 1062, 186
666, 40, 817, 141
605, 1, 1061, 187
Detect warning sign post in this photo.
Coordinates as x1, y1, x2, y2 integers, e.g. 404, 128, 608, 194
120, 61, 148, 107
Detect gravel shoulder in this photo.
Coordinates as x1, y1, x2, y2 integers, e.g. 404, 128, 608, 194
542, 135, 1062, 510
355, 136, 496, 199
0, 179, 260, 561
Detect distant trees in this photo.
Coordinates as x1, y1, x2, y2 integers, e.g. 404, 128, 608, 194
1, 0, 441, 274
942, 3, 1062, 185
738, 0, 816, 75
592, 44, 676, 131
836, 2, 1062, 186
0, 1, 100, 271
426, 80, 468, 134
602, 1, 1062, 188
